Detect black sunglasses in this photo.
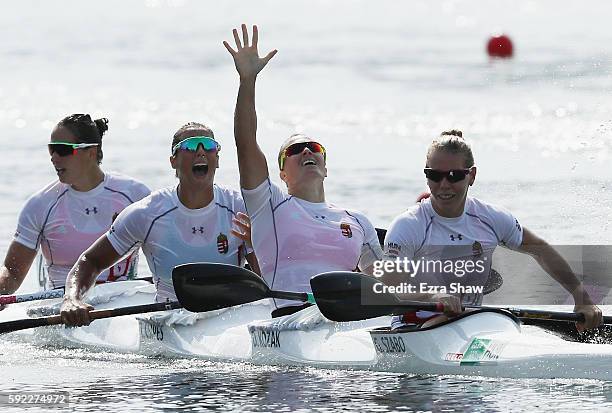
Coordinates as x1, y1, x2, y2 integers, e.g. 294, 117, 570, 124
48, 142, 99, 157
424, 168, 472, 183
278, 141, 326, 169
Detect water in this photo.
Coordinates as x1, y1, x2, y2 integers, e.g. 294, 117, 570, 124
2, 341, 612, 413
1, 0, 612, 411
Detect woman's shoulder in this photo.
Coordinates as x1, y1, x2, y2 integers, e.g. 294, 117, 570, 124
104, 171, 151, 200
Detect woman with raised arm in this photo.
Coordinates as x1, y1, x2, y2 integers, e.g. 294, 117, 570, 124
0, 114, 150, 305
61, 122, 259, 326
382, 130, 602, 331
224, 24, 383, 317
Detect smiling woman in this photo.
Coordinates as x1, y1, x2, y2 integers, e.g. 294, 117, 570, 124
381, 130, 602, 332
225, 24, 383, 317
0, 114, 151, 301
60, 121, 259, 326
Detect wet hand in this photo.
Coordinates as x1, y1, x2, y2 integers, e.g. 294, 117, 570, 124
231, 212, 253, 248
433, 293, 463, 316
60, 297, 93, 327
574, 303, 602, 332
223, 24, 277, 80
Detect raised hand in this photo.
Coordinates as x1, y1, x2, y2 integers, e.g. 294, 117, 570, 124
223, 24, 277, 81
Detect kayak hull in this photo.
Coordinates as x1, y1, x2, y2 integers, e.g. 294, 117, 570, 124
370, 309, 612, 380
248, 306, 388, 368
7, 282, 612, 380
137, 299, 274, 360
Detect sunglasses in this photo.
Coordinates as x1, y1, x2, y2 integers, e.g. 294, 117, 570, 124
278, 141, 326, 170
172, 136, 220, 156
424, 167, 472, 183
48, 142, 99, 157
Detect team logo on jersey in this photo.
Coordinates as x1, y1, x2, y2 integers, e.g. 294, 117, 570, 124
449, 233, 463, 241
217, 233, 229, 254
472, 241, 483, 257
340, 223, 352, 238
85, 206, 98, 215
192, 226, 204, 235
386, 242, 401, 257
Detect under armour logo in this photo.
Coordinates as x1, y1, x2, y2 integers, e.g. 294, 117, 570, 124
315, 215, 326, 219
85, 207, 98, 215
192, 226, 204, 234
449, 233, 463, 241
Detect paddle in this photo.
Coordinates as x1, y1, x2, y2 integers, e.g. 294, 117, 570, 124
0, 276, 153, 306
0, 301, 181, 334
171, 263, 315, 312
309, 271, 612, 325
0, 263, 313, 335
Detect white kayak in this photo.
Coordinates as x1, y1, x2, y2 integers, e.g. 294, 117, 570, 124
137, 302, 612, 380
137, 299, 274, 360
5, 282, 612, 380
6, 280, 156, 350
248, 306, 389, 367
369, 308, 612, 380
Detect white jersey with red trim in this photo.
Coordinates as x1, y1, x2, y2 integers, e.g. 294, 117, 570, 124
106, 184, 248, 302
383, 197, 523, 328
242, 179, 382, 308
13, 172, 150, 289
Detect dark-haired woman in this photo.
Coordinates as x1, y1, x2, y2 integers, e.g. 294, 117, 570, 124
382, 130, 602, 332
61, 122, 258, 326
0, 114, 150, 299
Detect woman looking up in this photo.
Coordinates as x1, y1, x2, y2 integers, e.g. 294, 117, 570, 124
224, 25, 382, 316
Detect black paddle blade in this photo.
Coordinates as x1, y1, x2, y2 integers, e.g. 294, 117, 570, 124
310, 272, 401, 322
172, 263, 270, 312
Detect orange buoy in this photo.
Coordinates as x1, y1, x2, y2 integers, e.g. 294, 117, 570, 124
487, 34, 513, 58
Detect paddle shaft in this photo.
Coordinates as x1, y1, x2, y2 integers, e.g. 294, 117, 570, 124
0, 289, 64, 305
269, 290, 310, 302
503, 307, 612, 324
0, 301, 181, 334
357, 302, 611, 324
0, 276, 153, 306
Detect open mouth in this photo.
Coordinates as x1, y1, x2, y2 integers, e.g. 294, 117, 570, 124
302, 159, 316, 166
436, 193, 455, 200
192, 163, 209, 176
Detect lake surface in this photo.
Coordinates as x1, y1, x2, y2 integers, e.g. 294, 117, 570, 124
1, 1, 612, 411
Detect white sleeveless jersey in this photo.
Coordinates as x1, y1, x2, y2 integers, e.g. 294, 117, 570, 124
242, 179, 382, 308
13, 172, 150, 289
384, 197, 523, 328
106, 184, 248, 302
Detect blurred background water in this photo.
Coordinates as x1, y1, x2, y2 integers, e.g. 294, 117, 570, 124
1, 0, 612, 411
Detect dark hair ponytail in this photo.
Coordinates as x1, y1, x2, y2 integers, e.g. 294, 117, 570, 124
440, 129, 463, 138
57, 114, 107, 164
